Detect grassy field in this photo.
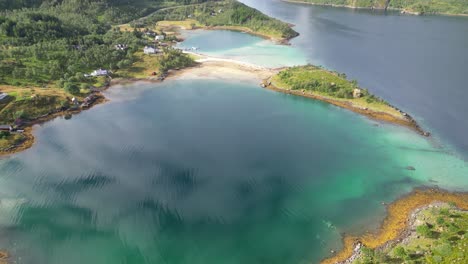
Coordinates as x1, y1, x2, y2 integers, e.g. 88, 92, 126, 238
156, 19, 204, 30
0, 86, 74, 151
0, 86, 72, 124
115, 52, 162, 79
271, 65, 403, 117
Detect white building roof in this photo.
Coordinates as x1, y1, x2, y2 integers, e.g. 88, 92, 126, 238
144, 46, 159, 54
91, 69, 108, 76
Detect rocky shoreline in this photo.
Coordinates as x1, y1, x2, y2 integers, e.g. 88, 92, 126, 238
0, 92, 107, 157
321, 188, 468, 264
1, 55, 432, 157
263, 80, 430, 137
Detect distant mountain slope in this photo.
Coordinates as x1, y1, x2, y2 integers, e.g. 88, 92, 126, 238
288, 0, 468, 15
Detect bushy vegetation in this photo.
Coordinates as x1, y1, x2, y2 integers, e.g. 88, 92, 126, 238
297, 0, 468, 15
142, 0, 298, 39
0, 1, 150, 90
158, 48, 195, 72
0, 93, 68, 123
0, 0, 296, 151
353, 205, 468, 264
391, 0, 468, 14
274, 65, 384, 102
0, 0, 294, 91
294, 0, 387, 9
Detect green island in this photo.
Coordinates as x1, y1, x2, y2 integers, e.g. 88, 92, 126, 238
285, 0, 468, 16
267, 65, 426, 134
0, 0, 297, 154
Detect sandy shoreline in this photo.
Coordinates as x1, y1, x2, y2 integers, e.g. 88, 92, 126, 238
176, 55, 428, 137
172, 55, 280, 82
0, 54, 428, 156
0, 55, 466, 264
0, 57, 275, 157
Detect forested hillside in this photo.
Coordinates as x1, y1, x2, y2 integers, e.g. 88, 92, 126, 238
292, 0, 468, 15
0, 0, 295, 90
141, 0, 299, 39
390, 0, 468, 14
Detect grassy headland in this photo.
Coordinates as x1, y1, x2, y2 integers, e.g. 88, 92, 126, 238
268, 65, 427, 135
322, 189, 468, 264
285, 0, 468, 16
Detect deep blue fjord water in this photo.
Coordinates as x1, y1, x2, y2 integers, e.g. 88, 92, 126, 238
0, 1, 468, 264
240, 0, 468, 158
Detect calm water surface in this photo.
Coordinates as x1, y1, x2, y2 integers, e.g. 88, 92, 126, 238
0, 2, 468, 264
178, 29, 307, 67
241, 0, 468, 157
0, 80, 467, 264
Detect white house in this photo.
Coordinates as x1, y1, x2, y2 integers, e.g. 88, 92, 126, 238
0, 93, 8, 101
94, 69, 108, 76
155, 35, 165, 41
85, 69, 109, 77
143, 46, 159, 55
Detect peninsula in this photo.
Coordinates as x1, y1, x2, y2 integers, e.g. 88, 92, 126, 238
284, 0, 468, 16
266, 65, 427, 135
322, 189, 468, 264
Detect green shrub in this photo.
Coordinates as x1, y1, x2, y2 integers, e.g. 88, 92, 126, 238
64, 82, 79, 95
14, 110, 28, 119
416, 224, 433, 238
393, 246, 407, 259
436, 216, 445, 225
0, 131, 11, 139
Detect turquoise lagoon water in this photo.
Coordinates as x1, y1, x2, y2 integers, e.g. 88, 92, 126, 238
0, 14, 468, 264
0, 79, 467, 264
177, 30, 307, 67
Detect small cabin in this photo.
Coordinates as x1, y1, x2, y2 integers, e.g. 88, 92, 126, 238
71, 97, 79, 105
353, 88, 362, 98
145, 31, 156, 37
0, 93, 8, 101
155, 35, 165, 41
144, 46, 159, 54
0, 125, 12, 131
85, 69, 109, 77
